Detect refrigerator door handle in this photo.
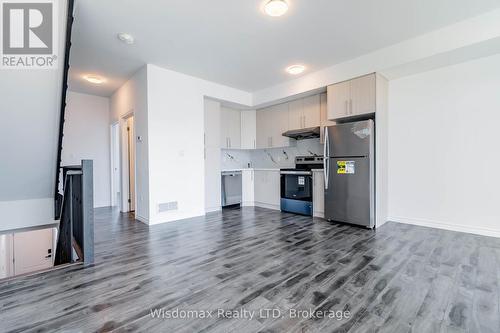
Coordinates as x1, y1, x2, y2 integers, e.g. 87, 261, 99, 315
324, 127, 329, 190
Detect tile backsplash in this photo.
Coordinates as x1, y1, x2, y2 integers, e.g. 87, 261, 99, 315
221, 138, 323, 170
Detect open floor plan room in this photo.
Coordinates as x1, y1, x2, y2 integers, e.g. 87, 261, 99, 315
1, 1, 500, 332
2, 207, 500, 332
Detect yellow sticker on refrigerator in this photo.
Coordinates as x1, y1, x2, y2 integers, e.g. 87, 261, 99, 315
337, 161, 355, 174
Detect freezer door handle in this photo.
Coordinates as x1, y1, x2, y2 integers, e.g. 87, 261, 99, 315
324, 127, 329, 190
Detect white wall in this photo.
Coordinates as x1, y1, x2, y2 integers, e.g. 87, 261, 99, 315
204, 99, 222, 212
388, 54, 500, 237
0, 1, 69, 231
110, 68, 150, 222
146, 64, 252, 224
63, 91, 111, 208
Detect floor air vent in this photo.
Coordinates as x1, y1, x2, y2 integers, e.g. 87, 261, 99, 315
158, 201, 178, 212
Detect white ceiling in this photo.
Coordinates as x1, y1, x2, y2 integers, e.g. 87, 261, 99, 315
69, 0, 500, 97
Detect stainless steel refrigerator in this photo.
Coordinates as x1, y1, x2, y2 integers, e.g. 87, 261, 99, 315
323, 119, 374, 228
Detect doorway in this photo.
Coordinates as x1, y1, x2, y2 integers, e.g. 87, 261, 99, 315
110, 122, 121, 207
120, 114, 136, 214
126, 116, 135, 212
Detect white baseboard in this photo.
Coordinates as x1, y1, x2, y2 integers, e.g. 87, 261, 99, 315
389, 216, 500, 238
135, 214, 149, 225
205, 206, 222, 213
313, 211, 324, 218
254, 202, 280, 211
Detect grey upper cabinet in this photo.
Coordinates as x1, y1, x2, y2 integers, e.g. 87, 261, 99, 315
220, 106, 241, 149
327, 73, 376, 120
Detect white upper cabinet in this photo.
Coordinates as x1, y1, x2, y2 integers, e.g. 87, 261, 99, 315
320, 93, 335, 144
327, 79, 351, 120
350, 74, 376, 117
270, 103, 290, 148
288, 99, 303, 130
241, 110, 256, 149
327, 73, 376, 120
302, 94, 321, 128
288, 95, 321, 130
256, 107, 272, 149
220, 106, 241, 149
256, 103, 290, 149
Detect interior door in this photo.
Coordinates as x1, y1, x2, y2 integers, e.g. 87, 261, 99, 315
324, 157, 372, 227
13, 228, 53, 275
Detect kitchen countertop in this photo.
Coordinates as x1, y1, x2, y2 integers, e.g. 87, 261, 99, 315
221, 168, 280, 172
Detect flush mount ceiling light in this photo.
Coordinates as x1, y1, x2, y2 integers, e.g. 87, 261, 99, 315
264, 0, 289, 17
117, 32, 135, 44
84, 75, 105, 84
286, 64, 306, 75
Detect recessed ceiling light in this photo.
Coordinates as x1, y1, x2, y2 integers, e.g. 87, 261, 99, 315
286, 64, 306, 75
117, 32, 134, 44
264, 0, 289, 17
84, 75, 105, 84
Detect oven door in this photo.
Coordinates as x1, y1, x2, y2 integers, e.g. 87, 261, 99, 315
280, 171, 313, 215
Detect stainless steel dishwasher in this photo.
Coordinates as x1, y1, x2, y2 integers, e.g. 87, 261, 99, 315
221, 171, 242, 207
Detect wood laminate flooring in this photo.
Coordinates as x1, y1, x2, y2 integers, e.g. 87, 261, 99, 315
1, 207, 500, 332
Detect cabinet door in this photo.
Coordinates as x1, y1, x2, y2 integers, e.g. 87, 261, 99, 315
13, 228, 53, 275
220, 107, 241, 149
267, 171, 281, 207
313, 171, 325, 217
303, 94, 321, 128
220, 107, 231, 148
350, 73, 376, 117
320, 93, 336, 144
288, 99, 303, 130
327, 80, 350, 120
241, 110, 256, 149
241, 169, 254, 205
270, 103, 290, 148
227, 108, 241, 149
254, 170, 266, 203
256, 109, 271, 149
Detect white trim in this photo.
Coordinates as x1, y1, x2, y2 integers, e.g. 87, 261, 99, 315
205, 207, 222, 213
254, 202, 280, 211
135, 214, 149, 225
313, 212, 324, 218
389, 216, 500, 238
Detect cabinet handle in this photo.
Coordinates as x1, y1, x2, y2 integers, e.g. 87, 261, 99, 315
253, 139, 256, 149
349, 99, 353, 115
345, 100, 348, 115
229, 137, 231, 148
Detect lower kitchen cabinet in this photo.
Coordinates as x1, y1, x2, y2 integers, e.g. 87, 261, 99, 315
254, 170, 280, 210
313, 170, 325, 218
241, 169, 254, 206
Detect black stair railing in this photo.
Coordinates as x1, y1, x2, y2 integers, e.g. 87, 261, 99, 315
55, 0, 75, 218
54, 160, 94, 265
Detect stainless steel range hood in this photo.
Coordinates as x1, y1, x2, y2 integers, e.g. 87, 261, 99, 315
282, 126, 320, 140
